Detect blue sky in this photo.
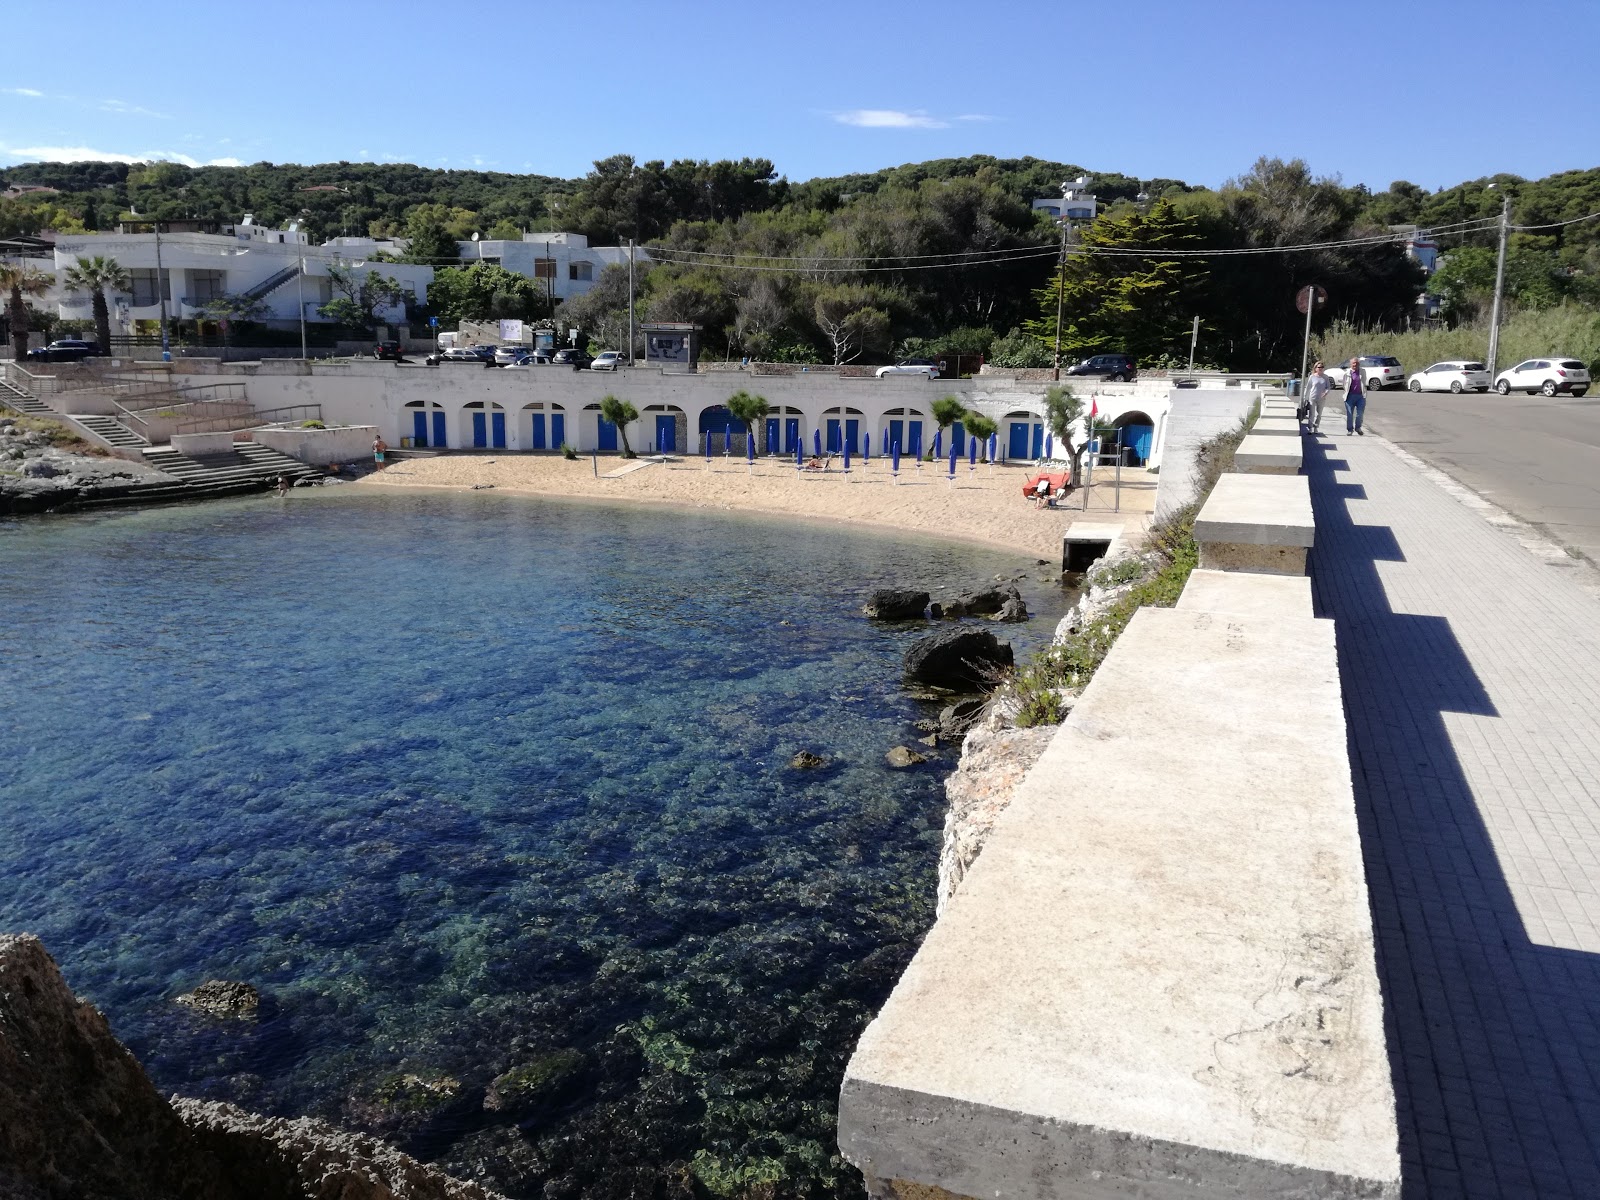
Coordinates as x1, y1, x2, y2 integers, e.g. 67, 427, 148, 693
2, 0, 1595, 192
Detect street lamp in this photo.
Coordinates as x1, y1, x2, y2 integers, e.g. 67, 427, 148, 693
1052, 181, 1071, 382
1485, 183, 1512, 379
288, 220, 307, 360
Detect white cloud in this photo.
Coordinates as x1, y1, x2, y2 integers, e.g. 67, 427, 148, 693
833, 109, 948, 130
0, 143, 243, 167
954, 114, 995, 123
99, 99, 171, 119
3, 87, 45, 98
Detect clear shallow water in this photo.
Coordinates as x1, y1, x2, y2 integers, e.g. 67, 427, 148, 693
0, 490, 1071, 1199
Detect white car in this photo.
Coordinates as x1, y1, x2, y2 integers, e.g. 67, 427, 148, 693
1324, 355, 1405, 392
875, 359, 940, 379
1407, 360, 1490, 394
493, 346, 531, 366
589, 350, 626, 371
1494, 357, 1590, 398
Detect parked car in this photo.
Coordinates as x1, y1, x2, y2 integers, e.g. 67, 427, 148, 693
590, 350, 626, 371
552, 348, 593, 370
24, 339, 103, 363
1065, 353, 1137, 382
493, 345, 532, 366
1494, 357, 1591, 397
374, 339, 405, 361
875, 358, 940, 379
1406, 360, 1490, 393
1323, 355, 1405, 391
426, 346, 481, 365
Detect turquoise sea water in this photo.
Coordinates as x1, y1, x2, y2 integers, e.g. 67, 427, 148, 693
0, 490, 1070, 1198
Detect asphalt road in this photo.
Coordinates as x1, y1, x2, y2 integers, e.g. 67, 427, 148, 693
1351, 385, 1600, 565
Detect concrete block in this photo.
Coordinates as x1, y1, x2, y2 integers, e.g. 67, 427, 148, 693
1234, 434, 1302, 475
1193, 472, 1314, 548
1252, 416, 1302, 438
1177, 568, 1314, 620
1061, 522, 1125, 572
838, 607, 1399, 1200
1196, 541, 1308, 576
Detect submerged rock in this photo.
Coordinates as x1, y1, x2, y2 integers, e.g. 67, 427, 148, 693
885, 745, 931, 768
483, 1049, 586, 1116
903, 627, 1014, 692
788, 750, 828, 770
862, 588, 929, 620
176, 980, 261, 1018
936, 583, 1028, 623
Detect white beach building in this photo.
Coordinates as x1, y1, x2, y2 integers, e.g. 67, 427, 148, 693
51, 218, 433, 333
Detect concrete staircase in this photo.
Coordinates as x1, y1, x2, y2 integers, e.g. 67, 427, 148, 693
73, 414, 149, 449
0, 378, 54, 417
142, 442, 322, 496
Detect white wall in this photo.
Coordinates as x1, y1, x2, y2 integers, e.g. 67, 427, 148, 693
1153, 388, 1261, 520
232, 363, 1192, 459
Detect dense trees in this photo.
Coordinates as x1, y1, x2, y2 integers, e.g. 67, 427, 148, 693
3, 154, 1599, 368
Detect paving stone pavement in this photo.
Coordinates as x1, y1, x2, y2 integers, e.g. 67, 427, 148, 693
1305, 431, 1600, 1199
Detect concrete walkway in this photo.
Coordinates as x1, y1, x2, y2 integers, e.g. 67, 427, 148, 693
1306, 431, 1600, 1198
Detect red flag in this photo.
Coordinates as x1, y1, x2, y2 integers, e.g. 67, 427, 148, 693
1090, 397, 1098, 417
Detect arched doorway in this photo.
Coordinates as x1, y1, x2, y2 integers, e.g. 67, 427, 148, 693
464, 400, 507, 449
1004, 409, 1044, 461
404, 399, 447, 449
644, 404, 686, 453
880, 407, 926, 459
1112, 410, 1156, 466
522, 402, 566, 451
698, 404, 748, 456
821, 406, 865, 455
764, 405, 803, 455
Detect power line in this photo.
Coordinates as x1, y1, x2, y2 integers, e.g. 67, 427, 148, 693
1511, 210, 1600, 232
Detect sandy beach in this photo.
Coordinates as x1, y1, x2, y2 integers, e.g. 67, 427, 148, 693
355, 451, 1157, 560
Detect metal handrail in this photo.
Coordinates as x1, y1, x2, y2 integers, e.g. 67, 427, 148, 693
176, 403, 322, 434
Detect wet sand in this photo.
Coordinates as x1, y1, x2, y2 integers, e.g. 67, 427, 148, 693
356, 452, 1157, 560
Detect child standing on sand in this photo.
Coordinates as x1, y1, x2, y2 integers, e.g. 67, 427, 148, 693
373, 436, 388, 467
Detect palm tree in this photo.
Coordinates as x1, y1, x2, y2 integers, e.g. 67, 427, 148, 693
1043, 384, 1087, 483
598, 394, 639, 458
62, 256, 131, 353
725, 389, 769, 456
931, 395, 968, 457
1, 264, 53, 360
963, 412, 998, 462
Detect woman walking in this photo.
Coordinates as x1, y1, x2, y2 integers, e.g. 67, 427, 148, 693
1344, 357, 1366, 436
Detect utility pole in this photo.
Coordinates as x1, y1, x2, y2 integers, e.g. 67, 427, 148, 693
1188, 316, 1199, 371
1486, 188, 1511, 378
1299, 287, 1316, 384
628, 237, 636, 366
1052, 180, 1072, 382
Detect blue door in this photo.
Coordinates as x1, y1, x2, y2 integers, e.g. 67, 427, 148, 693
765, 418, 779, 454
1031, 423, 1044, 459
1123, 424, 1154, 465
908, 420, 923, 457
844, 419, 860, 455
551, 413, 565, 449
888, 420, 904, 453
951, 420, 965, 451
472, 411, 488, 448
412, 411, 428, 446
598, 417, 618, 451
826, 419, 841, 453
491, 411, 506, 449
654, 414, 676, 452
530, 413, 547, 450
1008, 422, 1029, 460
431, 410, 447, 449
784, 418, 799, 453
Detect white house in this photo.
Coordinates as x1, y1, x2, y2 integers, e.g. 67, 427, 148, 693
1032, 177, 1099, 224
453, 232, 646, 303
51, 218, 433, 332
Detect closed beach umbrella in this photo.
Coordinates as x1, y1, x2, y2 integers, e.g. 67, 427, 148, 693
988, 432, 997, 465
705, 431, 713, 462
863, 430, 871, 462
969, 436, 978, 472
746, 433, 755, 465
813, 427, 822, 457
932, 429, 942, 461
795, 439, 804, 470
892, 439, 901, 477
724, 425, 732, 455
948, 440, 959, 479
1044, 433, 1053, 461
843, 438, 851, 474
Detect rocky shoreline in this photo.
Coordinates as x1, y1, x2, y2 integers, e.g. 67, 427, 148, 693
0, 933, 507, 1200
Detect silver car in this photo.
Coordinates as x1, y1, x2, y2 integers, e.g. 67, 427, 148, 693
1406, 360, 1490, 393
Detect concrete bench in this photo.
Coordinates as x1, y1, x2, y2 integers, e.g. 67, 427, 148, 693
1233, 433, 1303, 475
1193, 472, 1314, 575
1252, 415, 1302, 438
1177, 567, 1313, 619
838, 605, 1399, 1200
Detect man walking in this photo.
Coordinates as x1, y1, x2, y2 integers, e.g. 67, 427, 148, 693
1344, 357, 1366, 436
1304, 361, 1331, 433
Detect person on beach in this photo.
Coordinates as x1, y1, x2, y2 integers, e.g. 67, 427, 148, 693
1304, 362, 1331, 433
275, 474, 291, 496
373, 436, 388, 468
1344, 357, 1366, 435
